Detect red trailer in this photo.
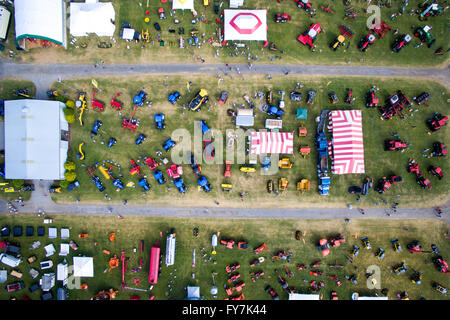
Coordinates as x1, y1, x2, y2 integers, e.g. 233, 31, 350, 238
149, 246, 160, 284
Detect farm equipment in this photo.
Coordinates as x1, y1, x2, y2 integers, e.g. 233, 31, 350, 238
345, 88, 354, 105
390, 175, 403, 184
370, 20, 391, 38
410, 270, 423, 285
250, 257, 265, 268
278, 158, 293, 169
346, 245, 360, 263
385, 140, 409, 151
307, 90, 316, 104
271, 250, 293, 262
87, 165, 106, 192
375, 177, 391, 193
393, 262, 407, 275
122, 106, 140, 133
261, 104, 284, 118
91, 120, 102, 135
376, 248, 385, 261
295, 0, 312, 12
418, 3, 443, 21
298, 23, 322, 49
417, 174, 432, 189
432, 142, 447, 157
254, 243, 268, 254
92, 89, 104, 111
226, 264, 240, 273
189, 89, 209, 112
391, 238, 402, 253
167, 164, 183, 179
107, 138, 117, 148
240, 165, 256, 173
361, 177, 373, 196
189, 154, 201, 175
320, 4, 334, 14
428, 166, 444, 180
153, 169, 166, 185
264, 285, 279, 300
366, 87, 379, 108
361, 237, 371, 250
433, 257, 449, 274
432, 283, 447, 295
318, 235, 345, 257
168, 91, 181, 104
138, 178, 151, 191
129, 159, 141, 176
380, 90, 411, 120
13, 89, 30, 98
413, 92, 431, 106
267, 180, 274, 193
278, 178, 288, 191
144, 157, 158, 171
162, 138, 176, 152
110, 93, 122, 110
275, 13, 290, 23
297, 179, 310, 192
407, 158, 420, 175
250, 271, 264, 282
158, 7, 166, 19
328, 91, 338, 104
358, 33, 376, 51
135, 134, 146, 145
173, 178, 186, 193
427, 113, 448, 131
316, 112, 330, 195
92, 289, 118, 300
414, 25, 435, 48
154, 113, 165, 130
223, 161, 232, 178
392, 34, 412, 52
197, 176, 211, 192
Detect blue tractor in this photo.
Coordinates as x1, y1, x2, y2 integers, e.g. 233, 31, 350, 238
168, 91, 181, 104
174, 178, 186, 193
163, 138, 176, 151
139, 178, 151, 191
67, 181, 80, 191
153, 169, 166, 185
91, 120, 102, 135
92, 176, 105, 192
155, 113, 165, 130
112, 177, 124, 190
133, 90, 147, 106
136, 134, 146, 145
198, 175, 211, 192
107, 137, 117, 148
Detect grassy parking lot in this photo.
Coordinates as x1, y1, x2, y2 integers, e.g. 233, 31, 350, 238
0, 0, 448, 66
45, 74, 449, 208
0, 214, 448, 300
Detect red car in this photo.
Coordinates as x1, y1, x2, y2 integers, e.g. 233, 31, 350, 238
359, 33, 376, 51
6, 281, 24, 293
298, 23, 322, 49
219, 91, 228, 104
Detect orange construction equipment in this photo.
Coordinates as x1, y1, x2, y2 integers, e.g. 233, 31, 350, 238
299, 146, 311, 158
109, 232, 116, 242
103, 250, 111, 255
92, 288, 118, 300
78, 233, 88, 238
108, 254, 119, 272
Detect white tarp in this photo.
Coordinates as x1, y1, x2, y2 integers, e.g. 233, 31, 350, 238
4, 100, 68, 180
224, 9, 267, 41
70, 1, 115, 37
172, 0, 194, 10
73, 257, 94, 278
14, 0, 66, 47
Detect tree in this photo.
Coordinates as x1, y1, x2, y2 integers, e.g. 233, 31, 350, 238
12, 179, 24, 188
63, 107, 75, 124
60, 180, 69, 189
64, 161, 76, 171
64, 171, 77, 182
65, 100, 75, 109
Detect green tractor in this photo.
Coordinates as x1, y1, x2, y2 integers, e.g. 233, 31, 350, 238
418, 3, 443, 21
414, 25, 436, 48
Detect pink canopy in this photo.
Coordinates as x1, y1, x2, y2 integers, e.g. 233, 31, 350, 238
328, 110, 365, 174
250, 131, 294, 154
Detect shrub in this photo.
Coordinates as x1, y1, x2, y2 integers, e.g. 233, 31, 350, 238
64, 161, 76, 171
60, 180, 69, 189
65, 100, 75, 109
12, 179, 24, 188
64, 171, 77, 182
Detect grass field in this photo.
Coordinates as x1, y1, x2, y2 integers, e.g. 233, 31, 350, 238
0, 214, 448, 300
0, 0, 448, 66
44, 74, 450, 208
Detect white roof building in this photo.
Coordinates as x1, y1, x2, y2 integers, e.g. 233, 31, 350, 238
172, 0, 194, 10
4, 99, 69, 180
70, 0, 116, 37
14, 0, 67, 49
73, 257, 94, 278
224, 9, 267, 41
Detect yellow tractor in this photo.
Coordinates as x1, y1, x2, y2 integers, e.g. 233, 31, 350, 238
78, 92, 87, 126
278, 178, 288, 191
221, 183, 233, 192
240, 165, 256, 173
297, 179, 311, 193
278, 158, 293, 169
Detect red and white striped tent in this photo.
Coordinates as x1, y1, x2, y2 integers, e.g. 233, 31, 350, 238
327, 110, 365, 174
250, 131, 294, 154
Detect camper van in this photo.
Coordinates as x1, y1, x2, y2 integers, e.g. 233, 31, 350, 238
0, 5, 11, 41
0, 253, 22, 268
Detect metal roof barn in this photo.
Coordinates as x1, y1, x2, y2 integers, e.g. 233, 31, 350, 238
4, 99, 69, 180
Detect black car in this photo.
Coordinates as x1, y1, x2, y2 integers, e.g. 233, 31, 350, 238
21, 184, 35, 192
154, 23, 161, 31
190, 154, 201, 176
348, 186, 362, 194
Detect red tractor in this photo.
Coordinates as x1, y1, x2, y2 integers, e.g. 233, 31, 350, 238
385, 140, 409, 151
407, 240, 423, 253
250, 271, 264, 282
220, 239, 235, 249
275, 13, 290, 23
110, 93, 122, 110
144, 157, 159, 170
366, 87, 379, 108
380, 90, 411, 120
254, 243, 268, 254
225, 264, 240, 273
375, 177, 391, 194
92, 89, 104, 111
432, 142, 447, 157
358, 33, 376, 51
434, 257, 449, 273
408, 159, 420, 175
417, 174, 432, 189
427, 113, 448, 131
294, 0, 312, 12
166, 164, 183, 179
428, 166, 444, 180
129, 159, 141, 176
298, 23, 322, 49
389, 175, 403, 184
224, 161, 232, 178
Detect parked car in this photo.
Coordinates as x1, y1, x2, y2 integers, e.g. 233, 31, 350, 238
6, 281, 24, 293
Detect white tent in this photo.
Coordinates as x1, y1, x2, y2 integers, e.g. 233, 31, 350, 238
14, 0, 67, 48
224, 9, 267, 41
44, 244, 56, 257
70, 0, 116, 37
4, 100, 69, 180
165, 234, 176, 267
186, 286, 200, 300
289, 292, 320, 300
172, 0, 194, 10
59, 243, 70, 256
73, 257, 94, 278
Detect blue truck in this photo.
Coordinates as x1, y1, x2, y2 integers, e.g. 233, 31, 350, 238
316, 110, 330, 195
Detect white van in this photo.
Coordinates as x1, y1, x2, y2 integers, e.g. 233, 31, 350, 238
0, 253, 22, 268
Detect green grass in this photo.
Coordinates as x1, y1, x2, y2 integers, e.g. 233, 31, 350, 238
0, 0, 448, 66
0, 214, 448, 300
44, 74, 449, 208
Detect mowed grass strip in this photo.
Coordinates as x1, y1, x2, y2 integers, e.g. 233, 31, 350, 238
0, 214, 448, 300
0, 0, 448, 67
46, 74, 449, 208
